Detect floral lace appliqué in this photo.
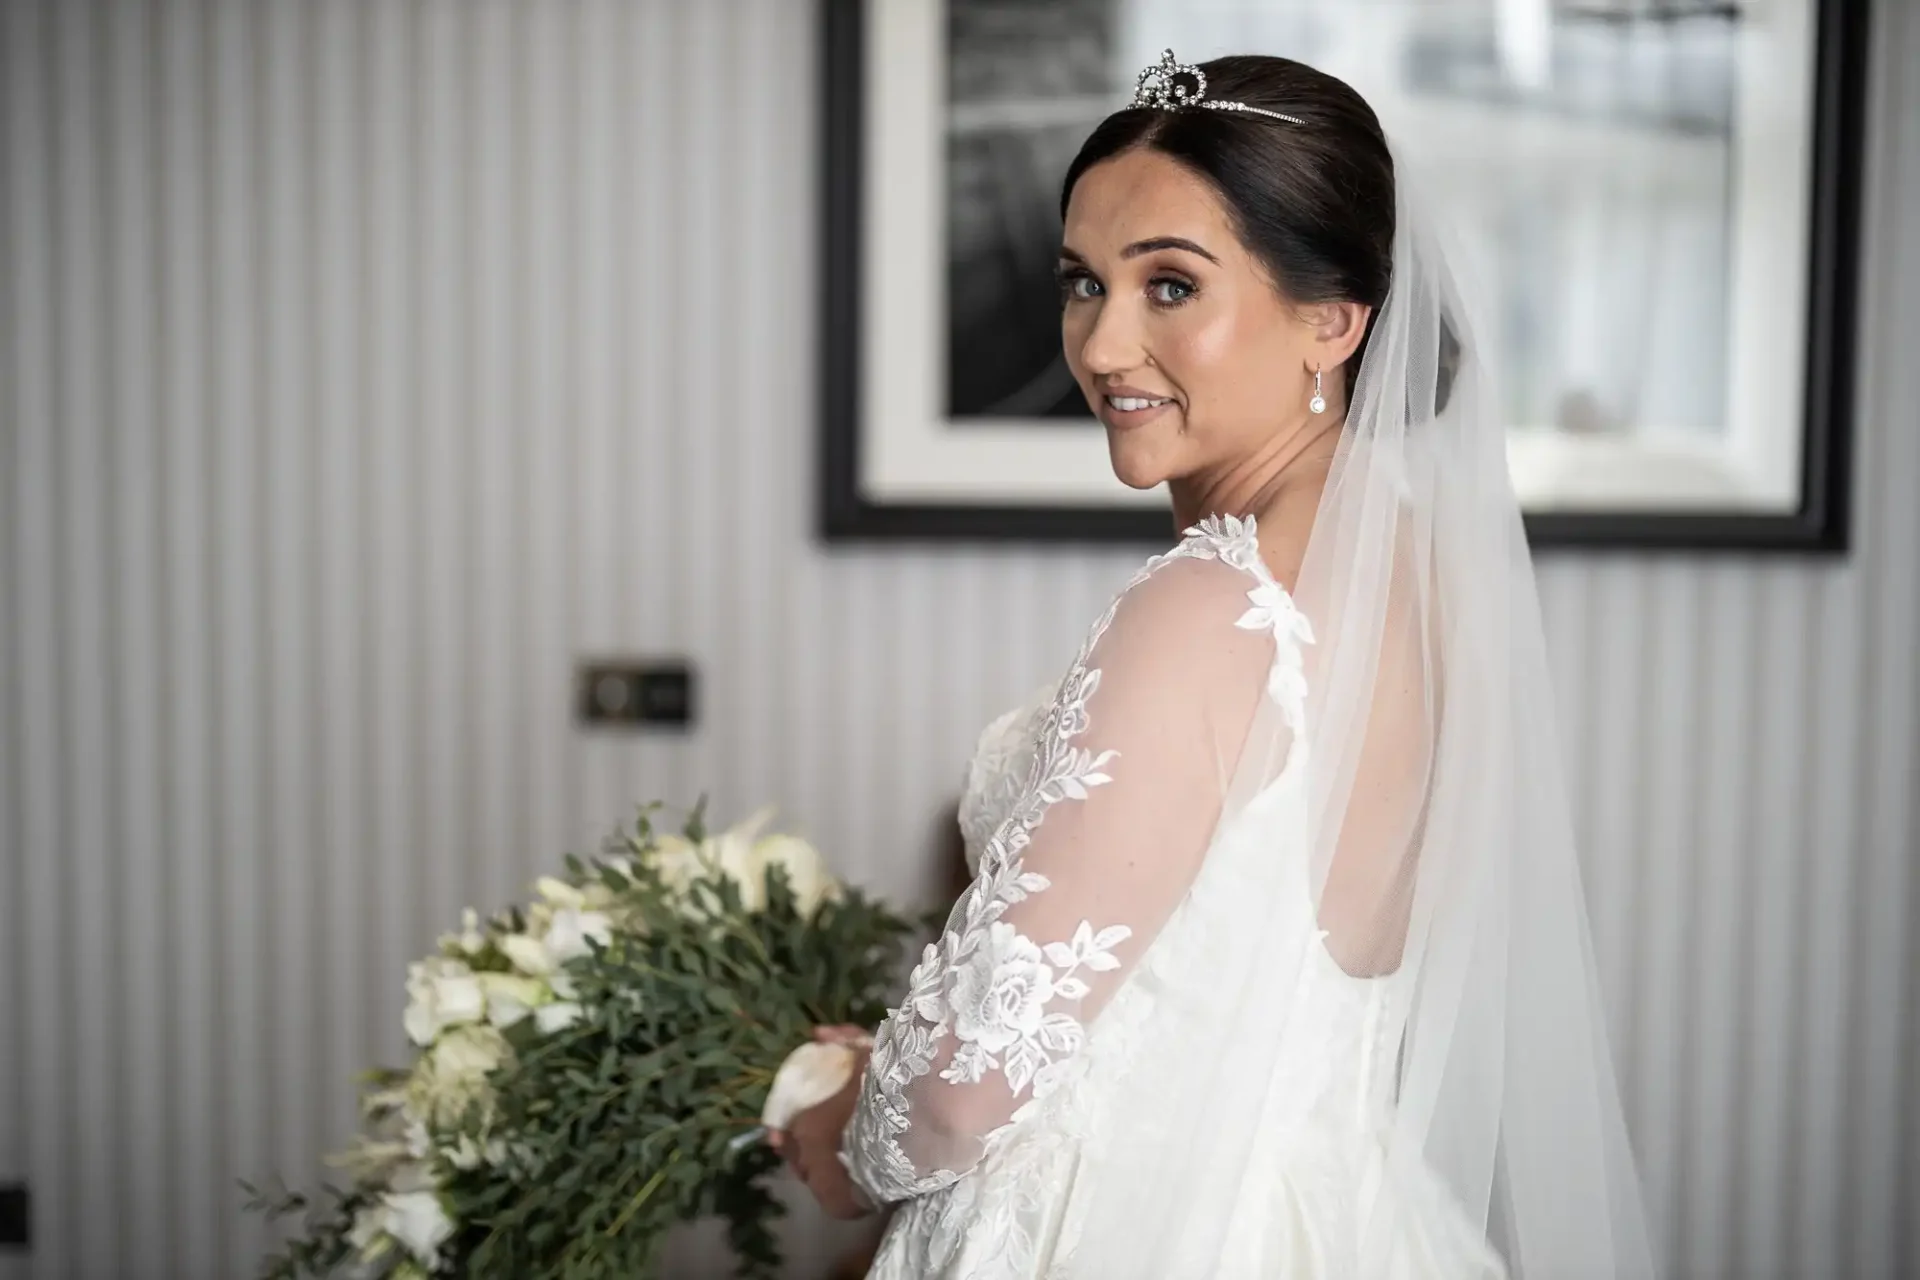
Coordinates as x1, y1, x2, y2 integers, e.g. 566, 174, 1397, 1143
1182, 513, 1316, 739
846, 513, 1312, 1209
847, 649, 1131, 1201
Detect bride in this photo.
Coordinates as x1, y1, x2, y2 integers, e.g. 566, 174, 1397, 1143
771, 51, 1657, 1279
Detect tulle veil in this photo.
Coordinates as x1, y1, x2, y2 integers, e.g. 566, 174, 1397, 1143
1055, 146, 1659, 1278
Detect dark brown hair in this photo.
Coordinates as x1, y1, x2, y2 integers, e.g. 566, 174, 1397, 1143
1060, 56, 1395, 400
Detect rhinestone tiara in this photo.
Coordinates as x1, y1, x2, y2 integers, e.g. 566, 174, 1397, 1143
1130, 48, 1305, 126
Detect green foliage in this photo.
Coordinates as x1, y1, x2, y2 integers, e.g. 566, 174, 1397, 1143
247, 804, 916, 1279
245, 1178, 384, 1280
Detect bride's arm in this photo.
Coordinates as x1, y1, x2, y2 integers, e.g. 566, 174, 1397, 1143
840, 555, 1287, 1205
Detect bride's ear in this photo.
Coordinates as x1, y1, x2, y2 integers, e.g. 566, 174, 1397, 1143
1299, 300, 1371, 371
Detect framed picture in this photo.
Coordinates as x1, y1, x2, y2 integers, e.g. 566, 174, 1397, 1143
819, 0, 1868, 551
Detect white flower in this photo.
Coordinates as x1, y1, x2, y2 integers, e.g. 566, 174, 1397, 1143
948, 922, 1056, 1053
381, 1185, 454, 1267
760, 1041, 859, 1129
403, 957, 486, 1047
476, 971, 550, 1029
655, 809, 773, 911
648, 833, 710, 897
445, 1131, 507, 1170
348, 1204, 392, 1263
499, 932, 554, 977
434, 1023, 508, 1077
544, 906, 612, 965
533, 873, 619, 916
408, 1024, 509, 1129
534, 876, 585, 910
754, 833, 842, 918
437, 907, 488, 958
645, 811, 843, 918
534, 1000, 583, 1034
708, 828, 768, 913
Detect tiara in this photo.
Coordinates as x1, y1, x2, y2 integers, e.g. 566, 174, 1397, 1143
1131, 48, 1306, 126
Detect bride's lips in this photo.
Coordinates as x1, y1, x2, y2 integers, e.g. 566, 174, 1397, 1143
1096, 384, 1178, 430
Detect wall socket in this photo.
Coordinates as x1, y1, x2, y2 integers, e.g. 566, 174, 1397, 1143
576, 660, 695, 728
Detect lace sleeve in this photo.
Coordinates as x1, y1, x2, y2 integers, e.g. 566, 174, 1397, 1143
842, 520, 1313, 1204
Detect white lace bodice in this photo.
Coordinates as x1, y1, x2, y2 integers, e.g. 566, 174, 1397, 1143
844, 517, 1505, 1280
955, 687, 1053, 880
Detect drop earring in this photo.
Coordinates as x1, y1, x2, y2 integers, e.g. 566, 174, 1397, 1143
1309, 366, 1326, 415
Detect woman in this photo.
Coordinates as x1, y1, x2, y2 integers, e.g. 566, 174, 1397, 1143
773, 51, 1657, 1279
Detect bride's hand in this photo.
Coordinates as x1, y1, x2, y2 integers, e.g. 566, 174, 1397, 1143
768, 1030, 872, 1220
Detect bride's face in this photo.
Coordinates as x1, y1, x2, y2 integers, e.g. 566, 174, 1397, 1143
1058, 147, 1319, 492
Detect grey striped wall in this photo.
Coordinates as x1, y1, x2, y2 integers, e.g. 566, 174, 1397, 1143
0, 2, 1914, 1277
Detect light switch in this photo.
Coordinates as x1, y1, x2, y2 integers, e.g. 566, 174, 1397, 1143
576, 660, 695, 728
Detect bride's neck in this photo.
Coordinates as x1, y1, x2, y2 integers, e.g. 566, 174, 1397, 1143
1168, 415, 1341, 546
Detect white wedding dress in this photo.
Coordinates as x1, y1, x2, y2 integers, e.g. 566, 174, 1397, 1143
842, 518, 1507, 1279
828, 113, 1657, 1274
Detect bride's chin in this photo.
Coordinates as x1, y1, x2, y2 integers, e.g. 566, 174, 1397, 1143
1105, 441, 1174, 492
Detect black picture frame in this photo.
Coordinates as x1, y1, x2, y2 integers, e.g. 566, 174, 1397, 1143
819, 0, 1868, 552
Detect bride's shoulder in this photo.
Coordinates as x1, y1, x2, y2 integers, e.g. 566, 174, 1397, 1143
1103, 514, 1307, 641
1075, 513, 1315, 723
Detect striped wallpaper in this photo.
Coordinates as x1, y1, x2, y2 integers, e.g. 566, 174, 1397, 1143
1, 2, 1914, 1277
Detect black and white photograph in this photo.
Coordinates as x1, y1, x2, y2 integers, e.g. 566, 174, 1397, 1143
826, 0, 1865, 547
945, 0, 1110, 421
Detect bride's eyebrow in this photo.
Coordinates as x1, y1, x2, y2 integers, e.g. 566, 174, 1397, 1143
1055, 238, 1221, 265
1122, 236, 1219, 264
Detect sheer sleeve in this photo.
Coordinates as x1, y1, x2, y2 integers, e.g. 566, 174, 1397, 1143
843, 529, 1307, 1205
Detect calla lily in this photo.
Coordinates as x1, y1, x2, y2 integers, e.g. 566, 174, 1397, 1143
760, 1041, 859, 1130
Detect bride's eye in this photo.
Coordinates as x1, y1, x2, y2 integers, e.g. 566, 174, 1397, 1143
1056, 266, 1102, 304
1147, 275, 1196, 307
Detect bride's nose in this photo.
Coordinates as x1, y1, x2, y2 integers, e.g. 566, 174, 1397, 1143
1075, 300, 1149, 378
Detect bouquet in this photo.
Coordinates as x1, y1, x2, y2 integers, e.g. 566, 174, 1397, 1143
245, 801, 916, 1279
